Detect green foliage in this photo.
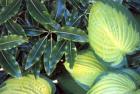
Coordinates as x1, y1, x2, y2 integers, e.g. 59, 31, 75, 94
65, 50, 107, 90
0, 74, 55, 94
88, 0, 140, 67
87, 72, 138, 94
0, 0, 140, 94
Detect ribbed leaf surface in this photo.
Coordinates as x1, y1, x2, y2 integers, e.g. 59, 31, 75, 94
65, 50, 107, 88
88, 0, 140, 66
0, 35, 28, 50
87, 73, 137, 94
0, 75, 54, 94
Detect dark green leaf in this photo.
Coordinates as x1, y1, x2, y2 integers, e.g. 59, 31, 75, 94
25, 36, 48, 69
65, 41, 77, 68
24, 26, 46, 36
56, 26, 88, 42
26, 0, 57, 29
44, 39, 55, 75
0, 35, 28, 51
0, 0, 14, 7
32, 61, 41, 76
57, 70, 87, 94
0, 51, 21, 77
5, 20, 26, 37
0, 0, 21, 24
44, 41, 66, 75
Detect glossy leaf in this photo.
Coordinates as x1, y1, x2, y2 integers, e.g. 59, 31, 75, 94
44, 39, 55, 75
5, 20, 26, 37
56, 26, 88, 42
88, 0, 140, 67
87, 73, 137, 94
0, 0, 21, 24
26, 0, 56, 29
44, 41, 66, 75
65, 41, 77, 68
24, 26, 46, 36
65, 50, 107, 89
0, 75, 54, 94
25, 36, 47, 69
0, 51, 21, 77
0, 35, 28, 50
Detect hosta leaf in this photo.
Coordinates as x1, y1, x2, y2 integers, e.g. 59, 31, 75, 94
26, 0, 57, 29
25, 36, 47, 69
5, 20, 26, 37
0, 51, 21, 77
0, 0, 21, 24
87, 73, 137, 94
0, 35, 28, 50
122, 68, 140, 86
65, 50, 107, 89
88, 0, 140, 67
65, 41, 77, 68
44, 41, 66, 75
56, 26, 88, 42
0, 75, 54, 94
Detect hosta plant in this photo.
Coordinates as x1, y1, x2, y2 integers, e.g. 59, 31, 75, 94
87, 72, 140, 94
0, 74, 55, 94
88, 0, 140, 67
65, 50, 107, 90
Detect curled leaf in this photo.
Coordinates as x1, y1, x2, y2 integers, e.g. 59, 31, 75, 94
88, 0, 140, 66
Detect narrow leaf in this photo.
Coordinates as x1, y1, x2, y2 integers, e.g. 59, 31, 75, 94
25, 36, 47, 69
0, 0, 21, 24
56, 26, 88, 42
44, 40, 54, 75
5, 20, 26, 37
0, 35, 28, 51
65, 41, 77, 68
44, 41, 66, 75
26, 0, 57, 29
0, 51, 21, 77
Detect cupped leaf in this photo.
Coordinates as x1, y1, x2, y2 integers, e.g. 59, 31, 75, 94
88, 0, 140, 67
0, 51, 21, 77
44, 41, 66, 75
26, 0, 57, 29
5, 20, 26, 37
0, 74, 55, 94
0, 35, 28, 50
56, 26, 88, 42
25, 36, 47, 69
0, 0, 21, 24
122, 68, 140, 86
87, 72, 137, 94
65, 50, 107, 89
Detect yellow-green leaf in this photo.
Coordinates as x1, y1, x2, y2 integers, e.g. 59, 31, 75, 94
88, 0, 140, 67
